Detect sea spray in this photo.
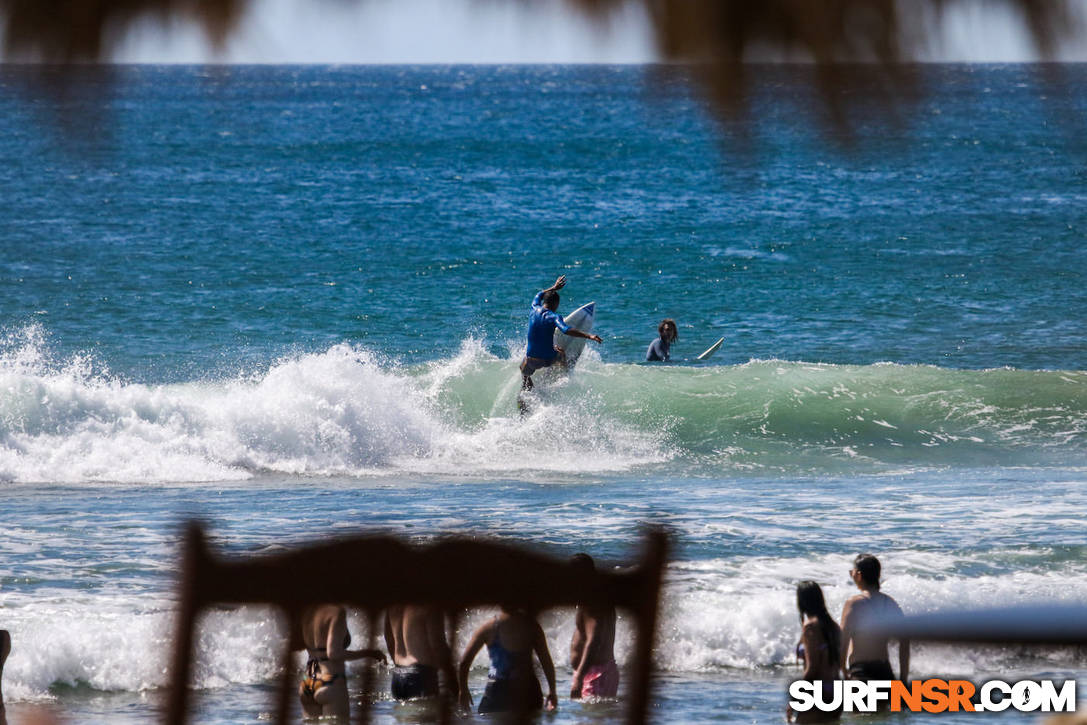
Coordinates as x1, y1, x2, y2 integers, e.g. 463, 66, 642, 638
2, 329, 1085, 483
0, 331, 669, 483
4, 551, 1086, 701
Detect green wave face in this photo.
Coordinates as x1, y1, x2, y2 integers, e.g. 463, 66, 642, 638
3, 331, 1084, 482
421, 355, 1087, 475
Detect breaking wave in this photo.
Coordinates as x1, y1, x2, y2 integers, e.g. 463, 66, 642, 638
1, 325, 1084, 483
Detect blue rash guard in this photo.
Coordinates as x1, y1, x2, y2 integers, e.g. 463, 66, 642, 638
525, 291, 571, 360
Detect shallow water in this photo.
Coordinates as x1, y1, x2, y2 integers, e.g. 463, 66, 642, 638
2, 470, 1086, 722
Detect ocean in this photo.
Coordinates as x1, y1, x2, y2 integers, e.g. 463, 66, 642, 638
0, 64, 1085, 723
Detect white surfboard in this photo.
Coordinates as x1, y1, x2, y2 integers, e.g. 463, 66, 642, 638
696, 337, 724, 361
554, 301, 595, 367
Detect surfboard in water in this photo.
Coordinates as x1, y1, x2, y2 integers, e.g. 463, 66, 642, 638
554, 301, 595, 367
696, 337, 724, 361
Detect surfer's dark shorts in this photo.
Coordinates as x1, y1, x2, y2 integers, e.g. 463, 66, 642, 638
520, 355, 557, 377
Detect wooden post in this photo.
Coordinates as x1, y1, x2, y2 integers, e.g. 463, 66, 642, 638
165, 523, 205, 725
627, 528, 668, 725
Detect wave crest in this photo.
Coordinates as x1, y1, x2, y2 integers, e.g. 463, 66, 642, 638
0, 330, 668, 483
2, 328, 1085, 483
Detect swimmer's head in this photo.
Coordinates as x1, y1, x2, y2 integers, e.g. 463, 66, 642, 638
659, 319, 678, 342
852, 554, 881, 589
542, 290, 560, 311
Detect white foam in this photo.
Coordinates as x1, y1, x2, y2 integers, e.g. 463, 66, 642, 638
0, 329, 668, 483
2, 549, 1086, 702
6, 563, 1084, 702
0, 598, 287, 700
655, 551, 1087, 675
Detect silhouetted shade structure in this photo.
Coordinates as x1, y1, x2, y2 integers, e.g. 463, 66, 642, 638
167, 521, 669, 725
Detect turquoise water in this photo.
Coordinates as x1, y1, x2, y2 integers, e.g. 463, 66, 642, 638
1, 65, 1086, 723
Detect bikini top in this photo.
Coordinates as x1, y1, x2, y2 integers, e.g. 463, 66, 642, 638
795, 640, 828, 660
309, 630, 352, 661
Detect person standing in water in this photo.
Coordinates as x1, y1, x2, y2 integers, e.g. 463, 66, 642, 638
457, 605, 558, 714
839, 554, 909, 683
520, 275, 602, 395
569, 553, 619, 700
788, 581, 842, 723
645, 319, 678, 361
384, 604, 456, 701
296, 605, 385, 719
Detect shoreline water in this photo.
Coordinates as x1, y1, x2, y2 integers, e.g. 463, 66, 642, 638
3, 467, 1087, 718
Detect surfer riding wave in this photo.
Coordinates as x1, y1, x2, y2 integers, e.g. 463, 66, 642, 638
518, 275, 601, 410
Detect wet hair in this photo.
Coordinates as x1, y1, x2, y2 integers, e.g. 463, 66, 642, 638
658, 318, 678, 342
570, 552, 595, 572
853, 554, 881, 589
541, 289, 560, 310
796, 581, 841, 667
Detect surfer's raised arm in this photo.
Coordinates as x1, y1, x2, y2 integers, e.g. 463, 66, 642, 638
518, 276, 601, 415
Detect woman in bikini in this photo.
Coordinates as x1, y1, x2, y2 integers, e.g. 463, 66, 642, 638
297, 605, 385, 719
457, 605, 558, 714
788, 581, 843, 723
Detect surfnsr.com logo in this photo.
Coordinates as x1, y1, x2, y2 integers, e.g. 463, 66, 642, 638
789, 679, 1077, 713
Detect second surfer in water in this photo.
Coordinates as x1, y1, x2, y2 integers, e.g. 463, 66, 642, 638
646, 318, 678, 362
518, 275, 601, 413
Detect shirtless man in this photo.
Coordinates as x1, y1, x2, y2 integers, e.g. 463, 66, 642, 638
384, 605, 455, 701
568, 553, 619, 699
839, 554, 910, 683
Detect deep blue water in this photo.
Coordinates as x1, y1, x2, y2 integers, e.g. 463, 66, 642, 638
1, 65, 1085, 381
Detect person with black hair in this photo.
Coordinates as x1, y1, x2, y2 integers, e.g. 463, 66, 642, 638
840, 554, 910, 684
788, 582, 842, 723
645, 319, 678, 362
